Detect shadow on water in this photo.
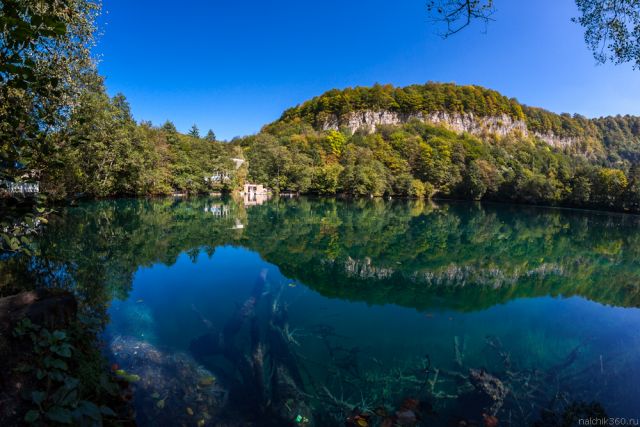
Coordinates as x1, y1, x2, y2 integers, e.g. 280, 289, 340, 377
3, 196, 640, 425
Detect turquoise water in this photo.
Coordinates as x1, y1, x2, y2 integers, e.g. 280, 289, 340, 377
22, 197, 640, 425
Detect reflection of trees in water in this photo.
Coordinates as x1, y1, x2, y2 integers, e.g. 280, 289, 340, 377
4, 196, 640, 317
244, 199, 640, 311
3, 197, 639, 423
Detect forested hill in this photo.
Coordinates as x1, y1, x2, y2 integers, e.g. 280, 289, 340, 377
239, 83, 640, 213
8, 80, 640, 215
266, 83, 640, 165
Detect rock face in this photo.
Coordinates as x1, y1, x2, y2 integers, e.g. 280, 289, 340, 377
342, 256, 395, 280
320, 110, 576, 148
327, 257, 563, 289
109, 336, 228, 426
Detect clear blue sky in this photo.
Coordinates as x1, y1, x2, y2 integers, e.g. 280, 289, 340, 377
97, 0, 640, 140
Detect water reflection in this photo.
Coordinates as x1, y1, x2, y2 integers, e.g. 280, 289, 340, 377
4, 197, 640, 425
10, 197, 640, 313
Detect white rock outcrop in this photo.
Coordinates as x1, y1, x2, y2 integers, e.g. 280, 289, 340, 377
320, 110, 575, 148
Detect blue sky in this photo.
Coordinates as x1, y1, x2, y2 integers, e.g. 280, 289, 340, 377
97, 0, 640, 140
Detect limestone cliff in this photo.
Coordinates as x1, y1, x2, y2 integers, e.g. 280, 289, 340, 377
320, 110, 576, 148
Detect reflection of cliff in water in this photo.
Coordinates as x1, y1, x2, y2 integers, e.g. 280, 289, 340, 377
242, 199, 640, 311
7, 196, 640, 314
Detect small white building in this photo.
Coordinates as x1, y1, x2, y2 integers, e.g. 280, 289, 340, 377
243, 183, 266, 195
203, 203, 230, 217
242, 183, 269, 206
1, 180, 39, 195
204, 172, 231, 183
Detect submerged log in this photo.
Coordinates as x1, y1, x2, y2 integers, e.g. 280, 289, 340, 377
469, 368, 509, 416
189, 270, 314, 426
0, 289, 77, 332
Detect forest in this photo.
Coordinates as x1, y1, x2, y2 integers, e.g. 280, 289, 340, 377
27, 76, 242, 200
234, 83, 640, 213
4, 1, 640, 424
5, 79, 640, 215
5, 1, 640, 216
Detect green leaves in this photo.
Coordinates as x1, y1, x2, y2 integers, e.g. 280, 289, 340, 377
24, 409, 40, 423
11, 319, 101, 424
45, 406, 73, 424
52, 344, 72, 358
1, 233, 22, 251
1, 0, 98, 207
75, 400, 101, 421
99, 405, 117, 417
31, 391, 46, 406
47, 358, 69, 371
575, 0, 640, 68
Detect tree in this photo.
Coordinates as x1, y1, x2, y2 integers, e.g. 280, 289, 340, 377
339, 146, 388, 196
574, 0, 640, 68
205, 129, 216, 142
188, 124, 200, 138
462, 160, 489, 200
427, 0, 640, 68
568, 171, 592, 205
162, 120, 177, 133
427, 0, 496, 37
0, 0, 99, 182
42, 83, 142, 198
623, 165, 640, 210
312, 164, 343, 194
592, 168, 628, 207
1, 0, 98, 254
393, 173, 428, 198
326, 130, 346, 157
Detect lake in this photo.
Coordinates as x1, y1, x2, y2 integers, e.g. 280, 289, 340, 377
21, 196, 640, 426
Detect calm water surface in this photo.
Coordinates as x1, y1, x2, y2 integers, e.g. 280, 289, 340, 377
28, 197, 640, 425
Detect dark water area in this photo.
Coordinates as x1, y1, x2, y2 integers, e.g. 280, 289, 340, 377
14, 196, 640, 426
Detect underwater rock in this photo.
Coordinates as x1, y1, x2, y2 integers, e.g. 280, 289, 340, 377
468, 369, 508, 416
395, 408, 418, 426
109, 336, 228, 426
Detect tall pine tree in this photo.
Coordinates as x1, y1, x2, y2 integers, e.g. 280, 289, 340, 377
188, 124, 200, 138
